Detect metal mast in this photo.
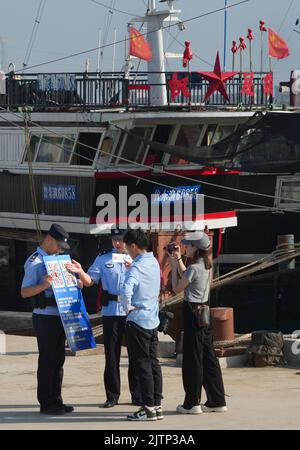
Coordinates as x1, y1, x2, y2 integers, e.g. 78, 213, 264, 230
130, 0, 181, 106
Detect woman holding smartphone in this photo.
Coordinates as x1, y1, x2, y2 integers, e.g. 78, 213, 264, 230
169, 231, 227, 415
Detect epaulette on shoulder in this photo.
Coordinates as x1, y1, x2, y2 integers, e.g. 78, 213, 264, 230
29, 252, 39, 263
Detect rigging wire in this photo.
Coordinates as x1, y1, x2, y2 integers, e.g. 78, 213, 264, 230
278, 0, 296, 33
165, 28, 214, 67
89, 0, 135, 17
103, 121, 300, 205
265, 0, 295, 71
0, 105, 298, 206
14, 0, 250, 73
23, 110, 42, 240
264, 0, 297, 72
23, 0, 47, 70
0, 115, 289, 213
100, 0, 117, 71
1, 105, 300, 205
0, 108, 300, 211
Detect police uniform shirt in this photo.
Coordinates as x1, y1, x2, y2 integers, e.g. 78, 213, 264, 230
21, 247, 59, 317
88, 250, 127, 317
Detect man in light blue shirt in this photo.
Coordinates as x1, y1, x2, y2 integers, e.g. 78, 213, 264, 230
121, 229, 163, 422
66, 229, 141, 408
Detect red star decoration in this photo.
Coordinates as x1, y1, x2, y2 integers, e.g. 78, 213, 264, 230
199, 52, 238, 103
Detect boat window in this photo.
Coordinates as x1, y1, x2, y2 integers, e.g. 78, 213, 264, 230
236, 128, 300, 164
201, 124, 218, 146
210, 126, 235, 145
276, 177, 300, 209
71, 133, 102, 166
118, 127, 153, 165
110, 131, 126, 165
36, 135, 74, 163
24, 135, 41, 162
144, 125, 172, 165
169, 125, 203, 165
97, 129, 119, 169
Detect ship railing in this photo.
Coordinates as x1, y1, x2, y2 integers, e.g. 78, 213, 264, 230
0, 71, 273, 110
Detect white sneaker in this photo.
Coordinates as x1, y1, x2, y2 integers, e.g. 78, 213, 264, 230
155, 406, 164, 420
201, 405, 228, 413
176, 404, 202, 415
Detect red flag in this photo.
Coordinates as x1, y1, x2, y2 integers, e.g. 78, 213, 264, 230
129, 27, 152, 62
239, 36, 247, 51
247, 29, 255, 41
183, 41, 193, 68
260, 20, 267, 32
268, 28, 290, 59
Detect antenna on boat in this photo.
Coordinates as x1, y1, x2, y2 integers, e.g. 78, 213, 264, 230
97, 29, 102, 74
223, 0, 228, 70
112, 28, 117, 73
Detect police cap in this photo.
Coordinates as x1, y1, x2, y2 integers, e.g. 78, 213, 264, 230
111, 228, 125, 241
48, 224, 70, 250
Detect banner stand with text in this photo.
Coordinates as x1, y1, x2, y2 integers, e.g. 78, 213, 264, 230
44, 255, 96, 352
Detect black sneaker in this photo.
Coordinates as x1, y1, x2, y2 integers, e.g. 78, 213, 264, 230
99, 400, 118, 408
127, 406, 157, 422
40, 406, 65, 416
62, 404, 74, 413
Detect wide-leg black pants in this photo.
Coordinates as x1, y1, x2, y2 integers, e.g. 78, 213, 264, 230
103, 316, 141, 404
32, 314, 66, 409
182, 302, 226, 410
126, 321, 163, 408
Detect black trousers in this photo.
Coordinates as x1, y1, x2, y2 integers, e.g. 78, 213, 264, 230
126, 321, 163, 408
182, 302, 226, 410
103, 316, 141, 403
32, 314, 66, 409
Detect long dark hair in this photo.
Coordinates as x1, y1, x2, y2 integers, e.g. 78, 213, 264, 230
190, 247, 212, 270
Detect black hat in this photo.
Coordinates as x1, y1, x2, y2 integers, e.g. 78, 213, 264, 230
111, 228, 125, 240
48, 224, 70, 250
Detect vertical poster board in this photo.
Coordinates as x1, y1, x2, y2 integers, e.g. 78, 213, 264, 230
44, 255, 96, 352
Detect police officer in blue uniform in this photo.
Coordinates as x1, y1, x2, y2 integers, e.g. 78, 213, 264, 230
21, 224, 74, 416
67, 229, 142, 408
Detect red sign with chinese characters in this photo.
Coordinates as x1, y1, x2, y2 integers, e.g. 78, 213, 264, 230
168, 73, 191, 102
241, 73, 255, 97
263, 73, 274, 96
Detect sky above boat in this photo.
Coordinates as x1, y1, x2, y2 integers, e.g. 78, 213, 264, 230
1, 0, 299, 86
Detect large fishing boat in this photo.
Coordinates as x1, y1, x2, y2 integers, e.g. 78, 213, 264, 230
0, 0, 300, 332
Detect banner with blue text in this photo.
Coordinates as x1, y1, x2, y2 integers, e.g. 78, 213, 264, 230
44, 255, 96, 352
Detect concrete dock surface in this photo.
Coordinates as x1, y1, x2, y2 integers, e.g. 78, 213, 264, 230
0, 335, 300, 430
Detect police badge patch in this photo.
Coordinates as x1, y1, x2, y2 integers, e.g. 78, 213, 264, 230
29, 253, 39, 262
